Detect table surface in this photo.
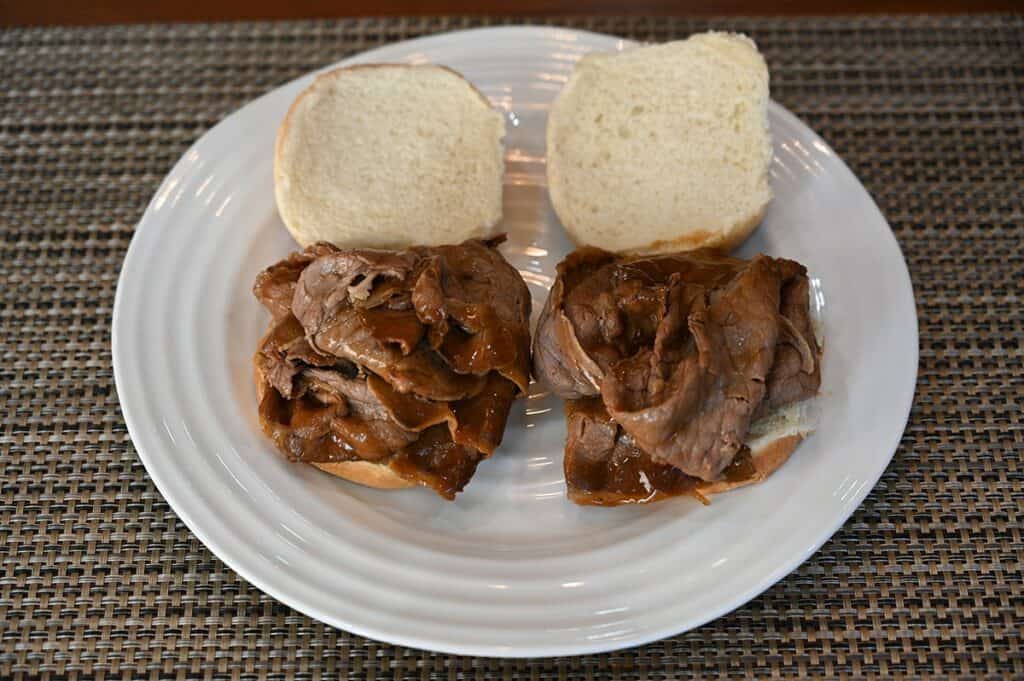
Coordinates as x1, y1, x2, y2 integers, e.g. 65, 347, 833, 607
1, 14, 1021, 681
2, 1, 1021, 27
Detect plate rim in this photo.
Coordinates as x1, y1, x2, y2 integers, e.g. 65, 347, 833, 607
112, 25, 919, 657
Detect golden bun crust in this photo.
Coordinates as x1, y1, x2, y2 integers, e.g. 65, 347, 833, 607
566, 431, 807, 506
697, 433, 804, 495
312, 460, 415, 490
257, 350, 414, 491
625, 206, 767, 256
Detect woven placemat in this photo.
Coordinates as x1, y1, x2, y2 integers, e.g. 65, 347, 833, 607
1, 14, 1021, 680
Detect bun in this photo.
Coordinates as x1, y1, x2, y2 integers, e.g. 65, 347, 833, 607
564, 400, 816, 505
697, 434, 803, 495
546, 32, 772, 254
275, 64, 506, 249
312, 461, 416, 490
699, 400, 816, 495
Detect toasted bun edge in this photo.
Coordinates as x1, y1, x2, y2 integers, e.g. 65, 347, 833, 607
312, 460, 416, 490
697, 432, 804, 495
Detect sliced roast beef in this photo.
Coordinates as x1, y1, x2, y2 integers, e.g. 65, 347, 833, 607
254, 236, 531, 499
309, 304, 488, 402
755, 273, 823, 418
564, 397, 699, 506
292, 249, 419, 339
563, 398, 765, 506
409, 238, 532, 392
255, 313, 344, 400
533, 247, 821, 488
531, 248, 616, 399
388, 425, 485, 501
253, 242, 341, 321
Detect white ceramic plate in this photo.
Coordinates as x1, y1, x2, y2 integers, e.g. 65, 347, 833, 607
112, 27, 918, 657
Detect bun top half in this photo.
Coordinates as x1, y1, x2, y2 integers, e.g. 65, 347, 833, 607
275, 64, 506, 249
546, 32, 772, 254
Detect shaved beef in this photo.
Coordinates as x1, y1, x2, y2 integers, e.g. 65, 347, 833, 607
388, 425, 484, 501
531, 249, 615, 399
564, 398, 698, 506
254, 237, 530, 499
254, 314, 345, 400
755, 273, 823, 418
533, 247, 821, 490
310, 304, 487, 402
564, 399, 762, 506
253, 242, 340, 321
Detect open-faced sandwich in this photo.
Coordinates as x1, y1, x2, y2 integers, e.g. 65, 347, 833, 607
252, 63, 530, 498
535, 32, 823, 505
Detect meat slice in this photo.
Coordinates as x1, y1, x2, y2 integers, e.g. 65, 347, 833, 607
357, 307, 424, 356
255, 313, 343, 400
310, 304, 488, 402
253, 242, 341, 321
563, 398, 699, 506
604, 255, 785, 480
256, 361, 419, 464
292, 237, 531, 401
361, 371, 512, 455
411, 236, 532, 392
388, 425, 484, 501
291, 248, 419, 334
756, 273, 822, 418
531, 248, 616, 399
257, 388, 354, 464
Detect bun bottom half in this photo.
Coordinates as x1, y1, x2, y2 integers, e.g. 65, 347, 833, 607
312, 461, 416, 490
566, 400, 817, 506
309, 402, 817, 499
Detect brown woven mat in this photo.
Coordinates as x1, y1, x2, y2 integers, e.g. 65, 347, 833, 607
1, 14, 1022, 680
